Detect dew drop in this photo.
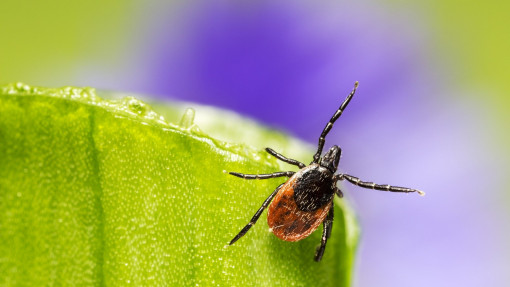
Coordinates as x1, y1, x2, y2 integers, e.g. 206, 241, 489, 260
127, 98, 148, 116
179, 108, 195, 129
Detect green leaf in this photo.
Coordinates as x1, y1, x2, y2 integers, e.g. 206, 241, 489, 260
0, 83, 359, 286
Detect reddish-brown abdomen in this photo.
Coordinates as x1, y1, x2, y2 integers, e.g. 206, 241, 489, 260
267, 174, 332, 242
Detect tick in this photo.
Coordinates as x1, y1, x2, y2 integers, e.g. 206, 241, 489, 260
227, 82, 424, 262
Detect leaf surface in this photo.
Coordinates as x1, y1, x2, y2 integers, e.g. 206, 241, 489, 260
0, 83, 359, 286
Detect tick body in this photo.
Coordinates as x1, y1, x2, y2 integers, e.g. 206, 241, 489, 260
267, 164, 334, 242
228, 82, 424, 262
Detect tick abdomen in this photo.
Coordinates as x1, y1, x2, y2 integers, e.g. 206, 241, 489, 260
267, 166, 334, 242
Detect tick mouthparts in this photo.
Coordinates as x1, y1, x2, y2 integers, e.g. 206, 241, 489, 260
417, 190, 425, 196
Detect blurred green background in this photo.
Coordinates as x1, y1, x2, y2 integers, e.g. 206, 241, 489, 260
1, 1, 509, 286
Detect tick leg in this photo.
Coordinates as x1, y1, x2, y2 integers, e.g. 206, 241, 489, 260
265, 148, 306, 168
338, 174, 425, 196
335, 187, 343, 198
312, 82, 359, 163
230, 183, 284, 245
228, 171, 294, 180
315, 203, 334, 262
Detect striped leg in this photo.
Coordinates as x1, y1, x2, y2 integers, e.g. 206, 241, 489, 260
230, 184, 284, 245
312, 82, 359, 163
315, 203, 334, 262
339, 174, 425, 196
265, 148, 306, 168
335, 187, 344, 198
229, 171, 294, 180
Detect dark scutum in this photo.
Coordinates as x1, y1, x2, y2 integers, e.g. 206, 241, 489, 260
293, 166, 335, 212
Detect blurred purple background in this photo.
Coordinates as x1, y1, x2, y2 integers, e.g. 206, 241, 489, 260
140, 2, 510, 286
2, 1, 509, 286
